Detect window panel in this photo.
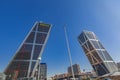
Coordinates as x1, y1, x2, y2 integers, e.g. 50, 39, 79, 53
82, 45, 89, 53
92, 63, 109, 76
91, 41, 100, 49
14, 44, 32, 60
32, 45, 42, 60
78, 33, 85, 44
97, 50, 105, 61
7, 61, 29, 78
98, 41, 104, 49
92, 51, 102, 62
25, 32, 35, 43
31, 62, 36, 72
36, 33, 47, 44
102, 51, 113, 61
87, 41, 94, 51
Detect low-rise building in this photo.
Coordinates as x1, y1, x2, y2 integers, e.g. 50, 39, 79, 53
68, 64, 81, 76
53, 73, 68, 80
52, 64, 96, 80
0, 73, 6, 80
52, 72, 96, 80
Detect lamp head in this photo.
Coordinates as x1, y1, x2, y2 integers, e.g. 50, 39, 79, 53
38, 57, 41, 60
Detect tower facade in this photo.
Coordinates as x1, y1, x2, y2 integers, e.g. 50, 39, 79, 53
68, 64, 81, 76
4, 22, 51, 79
78, 30, 118, 76
39, 63, 47, 80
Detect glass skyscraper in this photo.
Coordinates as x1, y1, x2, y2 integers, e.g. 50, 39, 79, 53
78, 30, 118, 76
4, 22, 51, 79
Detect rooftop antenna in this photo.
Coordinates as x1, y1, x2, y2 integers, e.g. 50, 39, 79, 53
64, 26, 75, 80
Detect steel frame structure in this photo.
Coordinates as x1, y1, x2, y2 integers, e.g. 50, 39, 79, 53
78, 30, 118, 76
4, 22, 51, 79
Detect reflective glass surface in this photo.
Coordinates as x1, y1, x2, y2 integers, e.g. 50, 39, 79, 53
78, 33, 85, 44
32, 45, 42, 60
92, 63, 109, 76
25, 32, 35, 43
91, 41, 100, 49
92, 51, 102, 62
97, 50, 106, 61
14, 44, 32, 60
36, 33, 47, 44
87, 41, 94, 51
102, 51, 113, 61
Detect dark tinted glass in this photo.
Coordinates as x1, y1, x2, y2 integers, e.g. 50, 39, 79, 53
78, 33, 85, 44
32, 45, 42, 60
31, 62, 36, 71
92, 51, 102, 62
98, 41, 104, 49
92, 63, 109, 76
6, 61, 29, 78
97, 50, 105, 61
36, 33, 47, 44
14, 44, 32, 60
25, 32, 35, 43
87, 41, 94, 51
102, 51, 113, 61
91, 41, 100, 49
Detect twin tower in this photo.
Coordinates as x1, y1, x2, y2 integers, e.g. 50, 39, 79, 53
4, 22, 118, 79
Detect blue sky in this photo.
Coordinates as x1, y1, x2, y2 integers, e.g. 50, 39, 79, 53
0, 0, 120, 77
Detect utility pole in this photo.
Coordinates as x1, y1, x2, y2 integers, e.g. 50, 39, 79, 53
64, 26, 75, 80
